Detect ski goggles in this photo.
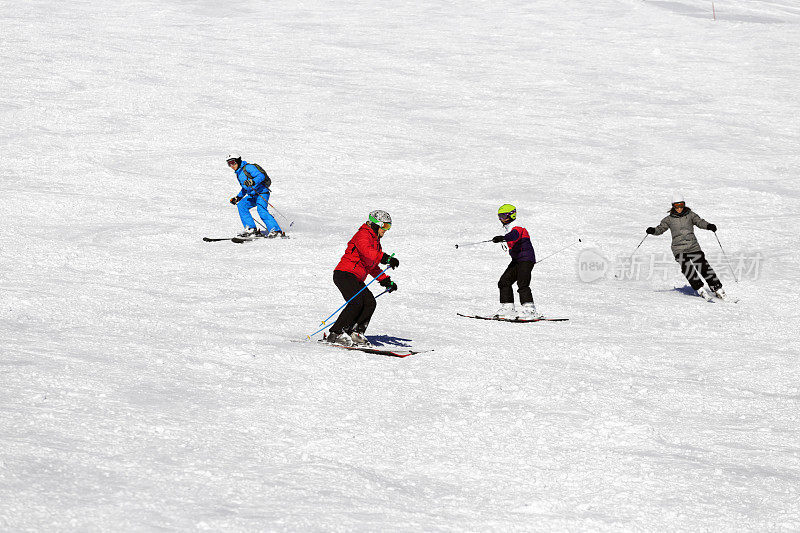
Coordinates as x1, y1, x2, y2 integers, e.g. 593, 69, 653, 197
498, 212, 515, 223
672, 201, 685, 208
369, 215, 391, 230
227, 159, 238, 166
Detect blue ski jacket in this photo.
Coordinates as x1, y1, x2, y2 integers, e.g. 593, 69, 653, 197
234, 161, 271, 199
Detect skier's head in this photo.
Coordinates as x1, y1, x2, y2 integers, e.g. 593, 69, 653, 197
368, 210, 392, 237
226, 152, 242, 170
671, 191, 686, 213
497, 204, 516, 226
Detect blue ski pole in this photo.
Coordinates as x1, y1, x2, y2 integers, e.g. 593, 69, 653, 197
306, 254, 395, 339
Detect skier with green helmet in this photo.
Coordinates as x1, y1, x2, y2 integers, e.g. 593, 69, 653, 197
491, 204, 539, 318
326, 210, 399, 347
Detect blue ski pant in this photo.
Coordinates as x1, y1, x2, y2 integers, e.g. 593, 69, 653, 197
237, 192, 282, 232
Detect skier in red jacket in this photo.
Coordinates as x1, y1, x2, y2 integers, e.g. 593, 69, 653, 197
327, 210, 399, 347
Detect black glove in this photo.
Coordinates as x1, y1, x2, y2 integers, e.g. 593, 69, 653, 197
380, 253, 400, 269
707, 223, 717, 232
492, 235, 505, 243
379, 277, 397, 292
243, 179, 255, 187
646, 227, 655, 235
230, 196, 240, 205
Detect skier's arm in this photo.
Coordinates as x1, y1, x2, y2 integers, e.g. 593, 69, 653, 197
242, 164, 266, 189
691, 212, 711, 230
354, 233, 387, 279
492, 229, 520, 242
651, 218, 669, 236
367, 254, 390, 281
368, 265, 390, 281
231, 187, 246, 203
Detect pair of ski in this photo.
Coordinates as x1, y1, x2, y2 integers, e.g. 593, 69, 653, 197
203, 234, 289, 244
293, 337, 430, 358
457, 313, 568, 323
301, 313, 568, 358
697, 292, 740, 304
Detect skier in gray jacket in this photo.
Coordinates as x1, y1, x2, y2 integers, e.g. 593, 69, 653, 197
646, 193, 726, 300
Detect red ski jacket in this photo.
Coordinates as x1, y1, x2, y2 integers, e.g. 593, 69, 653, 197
335, 223, 390, 282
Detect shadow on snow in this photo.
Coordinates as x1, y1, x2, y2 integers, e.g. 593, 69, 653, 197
367, 335, 414, 348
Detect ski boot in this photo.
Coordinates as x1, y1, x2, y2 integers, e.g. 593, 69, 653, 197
237, 227, 260, 238
518, 302, 542, 319
494, 303, 516, 319
349, 331, 372, 347
696, 287, 712, 301
266, 230, 281, 239
326, 331, 353, 347
713, 287, 727, 300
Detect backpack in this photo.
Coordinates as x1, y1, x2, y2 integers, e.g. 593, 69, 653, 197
242, 163, 272, 190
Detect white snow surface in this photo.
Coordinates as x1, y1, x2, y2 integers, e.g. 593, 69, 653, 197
2, 0, 800, 531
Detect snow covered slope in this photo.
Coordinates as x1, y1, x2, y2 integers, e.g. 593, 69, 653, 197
2, 0, 799, 530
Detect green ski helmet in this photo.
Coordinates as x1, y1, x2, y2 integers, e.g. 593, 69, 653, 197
497, 204, 517, 225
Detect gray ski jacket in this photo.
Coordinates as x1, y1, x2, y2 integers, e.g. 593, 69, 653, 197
652, 207, 711, 255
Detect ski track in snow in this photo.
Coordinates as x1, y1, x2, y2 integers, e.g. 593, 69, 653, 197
1, 0, 799, 531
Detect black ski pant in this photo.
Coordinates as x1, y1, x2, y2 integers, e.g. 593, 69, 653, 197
675, 250, 721, 292
329, 270, 377, 335
498, 260, 534, 304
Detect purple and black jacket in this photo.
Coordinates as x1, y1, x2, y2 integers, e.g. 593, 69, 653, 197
502, 226, 536, 262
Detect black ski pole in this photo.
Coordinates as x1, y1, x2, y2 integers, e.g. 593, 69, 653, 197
714, 233, 739, 283
455, 240, 493, 249
534, 239, 582, 264
628, 234, 648, 261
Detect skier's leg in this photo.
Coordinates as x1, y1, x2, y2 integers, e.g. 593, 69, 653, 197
237, 195, 257, 229
676, 253, 703, 290
353, 289, 377, 334
498, 262, 518, 303
516, 261, 534, 304
255, 193, 282, 233
697, 250, 722, 291
329, 271, 365, 335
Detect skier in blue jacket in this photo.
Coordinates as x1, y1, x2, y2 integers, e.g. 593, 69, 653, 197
226, 152, 283, 238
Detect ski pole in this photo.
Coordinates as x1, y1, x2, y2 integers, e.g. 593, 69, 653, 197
534, 238, 582, 264
306, 255, 395, 339
628, 234, 648, 261
268, 202, 294, 228
243, 192, 293, 232
714, 233, 739, 283
455, 240, 492, 249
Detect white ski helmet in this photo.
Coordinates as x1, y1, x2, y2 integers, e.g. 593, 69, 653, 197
368, 210, 392, 229
226, 152, 242, 166
671, 191, 685, 204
